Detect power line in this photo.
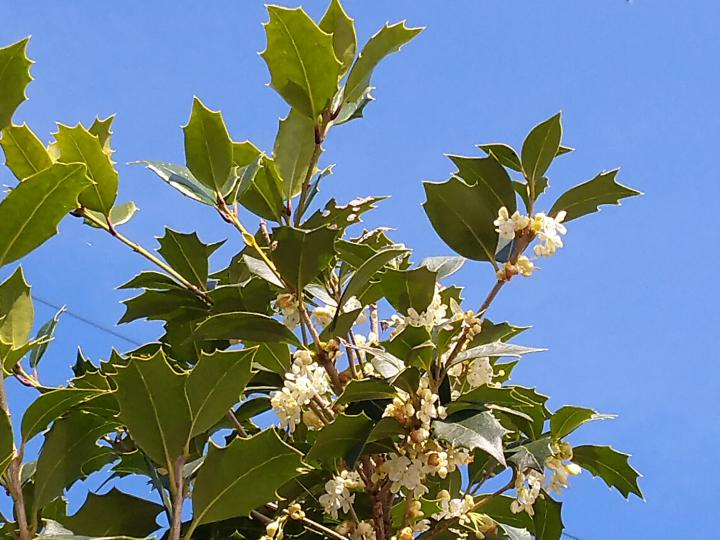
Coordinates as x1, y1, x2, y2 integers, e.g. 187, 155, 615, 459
32, 295, 142, 347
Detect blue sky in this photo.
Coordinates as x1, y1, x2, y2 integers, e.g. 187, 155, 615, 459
1, 0, 717, 537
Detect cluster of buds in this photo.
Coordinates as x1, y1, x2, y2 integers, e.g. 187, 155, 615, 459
545, 441, 581, 494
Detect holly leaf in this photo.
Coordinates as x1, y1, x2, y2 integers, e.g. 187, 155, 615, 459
306, 412, 374, 467
191, 429, 305, 525
157, 228, 222, 288
344, 22, 422, 104
550, 406, 615, 439
134, 161, 216, 205
381, 267, 437, 314
273, 108, 315, 199
61, 488, 162, 538
320, 0, 357, 75
478, 143, 522, 172
448, 341, 545, 369
432, 411, 508, 466
571, 445, 643, 499
34, 411, 114, 509
183, 97, 234, 194
236, 156, 285, 221
195, 311, 301, 346
336, 378, 396, 404
54, 123, 118, 214
337, 246, 408, 310
271, 226, 338, 291
21, 388, 103, 444
261, 5, 341, 119
521, 113, 562, 196
187, 348, 256, 437
88, 115, 115, 156
0, 163, 91, 267
549, 169, 641, 222
0, 266, 33, 348
423, 155, 515, 264
111, 351, 191, 467
532, 494, 564, 540
0, 123, 52, 180
420, 256, 465, 280
0, 38, 32, 130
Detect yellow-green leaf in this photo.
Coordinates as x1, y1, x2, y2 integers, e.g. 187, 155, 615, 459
273, 108, 316, 199
344, 22, 422, 104
0, 38, 32, 130
0, 408, 13, 477
319, 0, 357, 75
183, 97, 233, 194
0, 163, 90, 267
0, 123, 52, 180
54, 124, 118, 214
0, 266, 33, 348
261, 5, 341, 118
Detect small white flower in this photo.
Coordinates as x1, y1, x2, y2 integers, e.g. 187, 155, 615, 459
511, 469, 544, 515
466, 356, 493, 388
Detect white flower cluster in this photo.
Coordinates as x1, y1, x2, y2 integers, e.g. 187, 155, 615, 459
378, 376, 473, 496
336, 520, 377, 540
466, 356, 494, 388
545, 441, 581, 495
531, 211, 567, 257
389, 285, 448, 335
432, 490, 474, 522
270, 350, 331, 433
510, 468, 544, 515
510, 442, 582, 515
275, 293, 300, 328
319, 470, 364, 519
313, 296, 367, 327
493, 206, 568, 281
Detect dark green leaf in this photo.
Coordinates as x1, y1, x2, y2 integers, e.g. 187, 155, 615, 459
549, 169, 641, 222
336, 378, 396, 404
0, 38, 32, 130
118, 271, 180, 291
34, 411, 114, 509
550, 406, 615, 439
303, 196, 386, 231
507, 438, 553, 472
118, 288, 207, 324
157, 228, 221, 288
532, 494, 563, 540
251, 342, 290, 375
0, 123, 52, 180
195, 311, 300, 346
571, 445, 643, 499
478, 143, 522, 171
521, 113, 562, 197
187, 348, 256, 437
261, 5, 341, 118
55, 123, 118, 214
432, 411, 508, 466
338, 246, 408, 310
183, 97, 233, 193
382, 267, 437, 314
0, 163, 91, 267
61, 488, 162, 538
306, 412, 374, 467
271, 226, 338, 290
236, 156, 285, 221
423, 155, 516, 264
111, 351, 191, 467
191, 429, 305, 525
344, 22, 422, 104
274, 108, 316, 199
319, 0, 357, 75
21, 388, 102, 444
